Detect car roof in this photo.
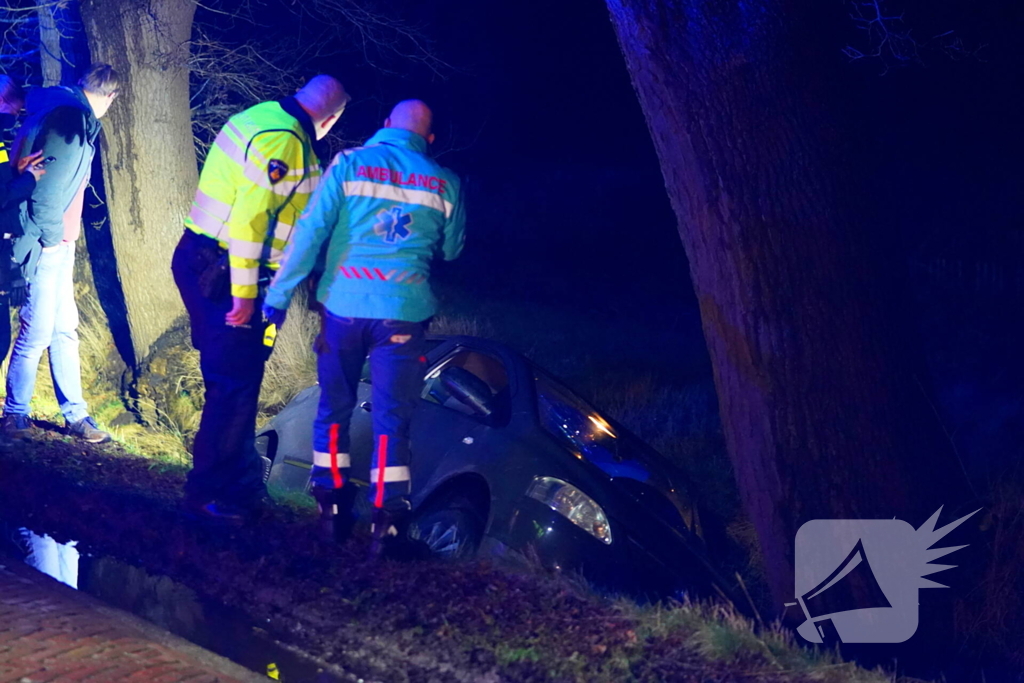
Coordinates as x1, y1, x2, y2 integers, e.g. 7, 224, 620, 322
425, 334, 521, 360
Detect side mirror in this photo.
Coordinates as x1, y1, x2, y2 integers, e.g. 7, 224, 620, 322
440, 366, 494, 417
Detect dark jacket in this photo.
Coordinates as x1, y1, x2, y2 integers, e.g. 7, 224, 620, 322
12, 86, 100, 282
0, 113, 36, 290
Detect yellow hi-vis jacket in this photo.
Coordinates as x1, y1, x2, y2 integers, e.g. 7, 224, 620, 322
184, 98, 320, 299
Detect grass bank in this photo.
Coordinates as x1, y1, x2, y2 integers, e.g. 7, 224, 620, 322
0, 434, 903, 683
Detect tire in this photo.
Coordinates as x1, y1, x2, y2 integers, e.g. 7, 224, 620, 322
408, 496, 484, 560
255, 433, 276, 484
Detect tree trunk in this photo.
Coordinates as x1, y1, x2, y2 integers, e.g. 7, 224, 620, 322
79, 0, 197, 366
36, 2, 91, 87
37, 5, 63, 87
604, 0, 966, 614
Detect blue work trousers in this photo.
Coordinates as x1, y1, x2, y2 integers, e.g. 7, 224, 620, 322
313, 311, 426, 509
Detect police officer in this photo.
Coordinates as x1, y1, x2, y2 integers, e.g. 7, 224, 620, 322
263, 100, 466, 550
0, 76, 45, 365
172, 75, 350, 522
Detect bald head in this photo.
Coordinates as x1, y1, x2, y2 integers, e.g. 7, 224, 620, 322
385, 100, 434, 144
295, 75, 350, 140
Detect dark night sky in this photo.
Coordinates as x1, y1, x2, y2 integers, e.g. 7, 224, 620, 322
233, 0, 692, 319
296, 0, 1024, 261
313, 0, 660, 169
229, 0, 1024, 339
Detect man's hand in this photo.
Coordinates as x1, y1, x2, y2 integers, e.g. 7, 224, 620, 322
28, 165, 47, 182
8, 277, 26, 308
17, 151, 43, 174
226, 296, 255, 326
312, 312, 328, 355
262, 304, 287, 328
17, 151, 47, 182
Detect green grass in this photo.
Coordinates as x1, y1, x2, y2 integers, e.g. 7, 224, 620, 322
267, 482, 318, 512
494, 643, 543, 666
619, 600, 895, 683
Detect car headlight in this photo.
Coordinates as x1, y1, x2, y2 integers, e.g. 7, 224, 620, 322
526, 476, 612, 544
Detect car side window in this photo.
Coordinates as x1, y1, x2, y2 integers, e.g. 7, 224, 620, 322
363, 339, 443, 384
422, 348, 510, 422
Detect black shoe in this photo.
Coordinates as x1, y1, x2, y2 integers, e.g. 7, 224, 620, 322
377, 534, 434, 562
68, 416, 111, 444
368, 503, 412, 560
312, 486, 359, 543
1, 414, 33, 440
239, 496, 274, 523
225, 490, 274, 520
182, 498, 246, 525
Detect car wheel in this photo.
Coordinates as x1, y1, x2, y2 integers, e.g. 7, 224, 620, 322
408, 496, 484, 560
255, 433, 276, 484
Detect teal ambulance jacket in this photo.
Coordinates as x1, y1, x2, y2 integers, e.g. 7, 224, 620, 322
265, 127, 466, 322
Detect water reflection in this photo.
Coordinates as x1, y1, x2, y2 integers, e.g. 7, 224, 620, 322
21, 528, 79, 588
4, 524, 336, 682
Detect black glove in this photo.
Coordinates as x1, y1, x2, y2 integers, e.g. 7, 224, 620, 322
8, 275, 26, 308
312, 311, 329, 355
262, 304, 287, 328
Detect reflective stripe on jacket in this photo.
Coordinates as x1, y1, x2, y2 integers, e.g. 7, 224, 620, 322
184, 98, 320, 299
265, 127, 466, 322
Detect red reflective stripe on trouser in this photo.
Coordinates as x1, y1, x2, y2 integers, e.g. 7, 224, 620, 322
374, 434, 388, 509
329, 423, 343, 489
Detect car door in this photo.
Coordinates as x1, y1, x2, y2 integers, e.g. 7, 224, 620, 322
312, 344, 510, 493
414, 346, 514, 491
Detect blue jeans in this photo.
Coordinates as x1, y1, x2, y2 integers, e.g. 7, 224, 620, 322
313, 312, 427, 508
3, 242, 89, 423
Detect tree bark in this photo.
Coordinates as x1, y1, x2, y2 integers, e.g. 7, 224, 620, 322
604, 0, 966, 613
79, 0, 197, 365
36, 1, 91, 87
37, 5, 63, 87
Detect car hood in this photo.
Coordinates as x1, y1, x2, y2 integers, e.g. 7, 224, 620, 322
590, 423, 696, 529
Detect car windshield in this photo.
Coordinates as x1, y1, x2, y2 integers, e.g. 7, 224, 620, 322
533, 368, 623, 465
533, 368, 695, 532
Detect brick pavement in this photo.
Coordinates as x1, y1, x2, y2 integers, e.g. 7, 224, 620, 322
0, 556, 263, 683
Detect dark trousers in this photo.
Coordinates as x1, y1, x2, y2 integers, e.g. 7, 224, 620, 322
313, 311, 426, 509
0, 238, 10, 363
0, 294, 9, 364
171, 230, 267, 505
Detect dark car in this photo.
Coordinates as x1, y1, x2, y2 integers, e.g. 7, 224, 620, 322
257, 335, 734, 601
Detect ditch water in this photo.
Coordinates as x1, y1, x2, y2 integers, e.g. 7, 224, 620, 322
0, 521, 345, 683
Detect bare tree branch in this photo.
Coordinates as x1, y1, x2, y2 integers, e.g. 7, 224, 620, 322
295, 0, 452, 77
187, 25, 301, 160
188, 0, 453, 160
842, 0, 984, 73
4, 0, 455, 161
